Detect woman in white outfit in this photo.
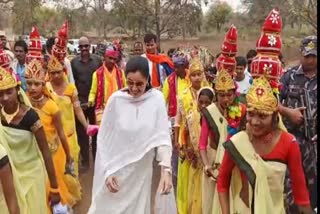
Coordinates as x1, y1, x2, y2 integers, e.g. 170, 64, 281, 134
88, 56, 173, 214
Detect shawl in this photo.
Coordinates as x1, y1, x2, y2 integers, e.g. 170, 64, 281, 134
91, 89, 172, 200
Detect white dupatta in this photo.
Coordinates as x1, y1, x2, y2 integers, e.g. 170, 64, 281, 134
90, 88, 172, 211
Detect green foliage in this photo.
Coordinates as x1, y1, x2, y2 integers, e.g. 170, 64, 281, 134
205, 1, 233, 32
11, 0, 41, 34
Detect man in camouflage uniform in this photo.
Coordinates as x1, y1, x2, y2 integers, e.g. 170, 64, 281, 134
280, 36, 317, 213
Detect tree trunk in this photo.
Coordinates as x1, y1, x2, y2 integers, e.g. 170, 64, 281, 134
216, 22, 221, 32
182, 9, 186, 41
154, 0, 161, 50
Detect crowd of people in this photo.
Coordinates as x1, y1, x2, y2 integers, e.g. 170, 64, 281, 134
0, 7, 317, 214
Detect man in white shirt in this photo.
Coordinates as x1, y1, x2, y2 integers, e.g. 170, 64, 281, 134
141, 33, 174, 89
235, 56, 252, 96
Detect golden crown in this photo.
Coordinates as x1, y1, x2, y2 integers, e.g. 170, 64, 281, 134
246, 76, 278, 114
214, 68, 235, 91
25, 59, 46, 82
189, 58, 204, 74
0, 66, 17, 90
47, 56, 64, 72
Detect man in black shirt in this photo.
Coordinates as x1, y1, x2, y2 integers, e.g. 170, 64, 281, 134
71, 36, 102, 172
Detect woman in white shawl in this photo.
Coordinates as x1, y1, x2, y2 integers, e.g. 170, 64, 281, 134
88, 56, 173, 214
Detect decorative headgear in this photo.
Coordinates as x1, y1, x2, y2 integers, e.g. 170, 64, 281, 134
104, 45, 119, 59
0, 40, 11, 70
246, 76, 278, 115
189, 58, 204, 74
172, 51, 187, 66
251, 8, 283, 94
47, 56, 64, 72
214, 68, 236, 92
216, 25, 238, 77
25, 59, 46, 82
52, 21, 68, 62
26, 26, 43, 63
0, 66, 18, 90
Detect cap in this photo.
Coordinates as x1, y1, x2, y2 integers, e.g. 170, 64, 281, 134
300, 35, 317, 56
0, 31, 5, 37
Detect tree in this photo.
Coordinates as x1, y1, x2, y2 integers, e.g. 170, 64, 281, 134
109, 0, 203, 47
12, 0, 42, 34
205, 1, 232, 32
284, 0, 317, 31
241, 0, 317, 31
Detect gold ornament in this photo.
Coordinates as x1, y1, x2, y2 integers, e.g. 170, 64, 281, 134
1, 103, 20, 124
47, 55, 64, 72
25, 59, 46, 82
214, 68, 235, 91
189, 57, 204, 74
246, 76, 278, 115
0, 66, 18, 90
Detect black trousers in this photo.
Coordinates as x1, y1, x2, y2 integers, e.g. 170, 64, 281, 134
75, 107, 97, 166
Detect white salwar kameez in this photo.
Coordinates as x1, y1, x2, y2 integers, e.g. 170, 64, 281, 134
88, 89, 172, 214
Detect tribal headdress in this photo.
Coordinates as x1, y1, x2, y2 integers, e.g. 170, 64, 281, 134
172, 50, 188, 66
246, 76, 278, 115
216, 24, 238, 77
250, 8, 283, 94
214, 24, 238, 92
26, 26, 43, 63
52, 21, 68, 62
0, 66, 18, 90
25, 59, 46, 82
189, 57, 204, 74
214, 68, 235, 92
47, 55, 64, 72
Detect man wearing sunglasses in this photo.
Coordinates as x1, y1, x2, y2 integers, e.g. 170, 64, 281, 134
88, 45, 126, 124
71, 36, 102, 172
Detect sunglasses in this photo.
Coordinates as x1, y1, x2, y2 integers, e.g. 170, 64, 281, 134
126, 80, 145, 87
79, 44, 89, 49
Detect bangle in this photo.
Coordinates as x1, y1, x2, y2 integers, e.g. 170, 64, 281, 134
163, 167, 172, 175
50, 187, 60, 194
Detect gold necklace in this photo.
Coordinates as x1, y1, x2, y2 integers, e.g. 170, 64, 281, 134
1, 103, 20, 124
31, 95, 45, 102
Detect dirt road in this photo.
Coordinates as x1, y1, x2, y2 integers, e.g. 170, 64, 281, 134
73, 161, 161, 214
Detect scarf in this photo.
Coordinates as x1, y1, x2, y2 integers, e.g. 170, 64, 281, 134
146, 53, 174, 87
96, 64, 124, 110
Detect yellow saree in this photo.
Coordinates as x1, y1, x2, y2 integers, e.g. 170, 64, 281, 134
176, 88, 195, 214
46, 82, 81, 178
34, 99, 80, 212
185, 103, 202, 214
